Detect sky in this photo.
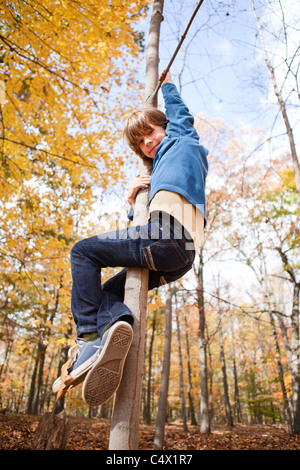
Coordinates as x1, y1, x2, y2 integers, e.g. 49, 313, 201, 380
105, 0, 299, 204
102, 0, 299, 205
138, 0, 299, 142
157, 2, 261, 125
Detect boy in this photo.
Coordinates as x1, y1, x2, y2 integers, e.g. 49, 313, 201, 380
53, 72, 208, 406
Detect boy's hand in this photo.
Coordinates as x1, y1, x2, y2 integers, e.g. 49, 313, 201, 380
160, 70, 173, 85
127, 174, 151, 207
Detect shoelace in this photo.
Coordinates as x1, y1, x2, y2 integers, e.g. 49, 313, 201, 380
67, 339, 83, 360
68, 338, 102, 368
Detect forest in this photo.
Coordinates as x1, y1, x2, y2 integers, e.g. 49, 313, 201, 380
0, 0, 299, 451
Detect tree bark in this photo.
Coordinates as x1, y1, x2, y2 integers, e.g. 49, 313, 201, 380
230, 317, 242, 423
196, 248, 210, 433
109, 0, 164, 450
276, 246, 300, 433
53, 343, 69, 414
144, 309, 157, 424
175, 291, 188, 432
31, 340, 47, 415
269, 312, 293, 433
184, 310, 198, 425
153, 284, 172, 449
292, 283, 300, 434
26, 345, 38, 415
207, 338, 214, 426
32, 410, 69, 450
255, 318, 277, 424
294, 377, 300, 434
217, 307, 233, 427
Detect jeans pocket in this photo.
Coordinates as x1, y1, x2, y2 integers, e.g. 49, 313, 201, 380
142, 239, 192, 272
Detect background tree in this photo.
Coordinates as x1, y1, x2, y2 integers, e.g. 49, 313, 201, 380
250, 0, 300, 199
153, 284, 173, 449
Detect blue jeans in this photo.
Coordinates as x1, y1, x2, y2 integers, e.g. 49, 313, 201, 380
70, 212, 195, 339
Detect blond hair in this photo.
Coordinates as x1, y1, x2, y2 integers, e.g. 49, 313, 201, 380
124, 108, 168, 158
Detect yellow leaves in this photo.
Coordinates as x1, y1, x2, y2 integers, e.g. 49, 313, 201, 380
278, 167, 296, 192
147, 291, 164, 314
55, 338, 67, 348
0, 0, 148, 348
95, 41, 110, 57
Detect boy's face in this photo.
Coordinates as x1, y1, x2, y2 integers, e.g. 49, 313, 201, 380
137, 124, 166, 159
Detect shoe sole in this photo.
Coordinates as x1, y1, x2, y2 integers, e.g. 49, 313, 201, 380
82, 321, 133, 407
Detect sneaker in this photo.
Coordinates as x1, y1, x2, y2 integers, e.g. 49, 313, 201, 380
82, 321, 133, 407
53, 336, 102, 399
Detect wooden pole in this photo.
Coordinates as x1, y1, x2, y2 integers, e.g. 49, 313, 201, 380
108, 0, 164, 450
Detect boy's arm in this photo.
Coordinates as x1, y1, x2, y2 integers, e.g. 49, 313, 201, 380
160, 72, 199, 141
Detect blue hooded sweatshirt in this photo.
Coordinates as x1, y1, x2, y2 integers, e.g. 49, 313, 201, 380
128, 82, 208, 223
149, 82, 208, 222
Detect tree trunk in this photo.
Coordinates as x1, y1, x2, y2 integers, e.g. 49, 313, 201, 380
109, 0, 164, 450
196, 249, 210, 433
26, 346, 38, 414
207, 338, 214, 426
276, 247, 300, 432
175, 291, 188, 432
31, 340, 47, 415
290, 283, 300, 422
144, 309, 157, 424
32, 410, 69, 450
291, 282, 300, 434
217, 309, 233, 427
251, 0, 300, 200
153, 284, 172, 449
54, 343, 69, 414
269, 312, 293, 433
184, 310, 198, 425
0, 338, 13, 382
230, 318, 242, 423
294, 377, 300, 434
255, 319, 277, 424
